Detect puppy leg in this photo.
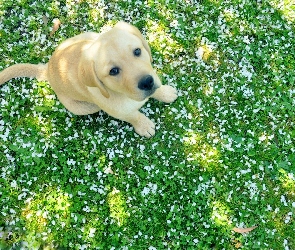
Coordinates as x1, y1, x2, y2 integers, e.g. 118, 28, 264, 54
57, 95, 100, 115
152, 85, 178, 103
123, 111, 155, 138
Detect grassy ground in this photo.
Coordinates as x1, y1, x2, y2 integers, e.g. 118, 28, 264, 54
0, 0, 295, 249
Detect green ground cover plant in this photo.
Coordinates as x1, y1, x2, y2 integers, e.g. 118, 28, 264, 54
0, 0, 295, 249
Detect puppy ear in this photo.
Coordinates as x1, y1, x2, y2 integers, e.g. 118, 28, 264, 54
114, 21, 153, 62
79, 61, 110, 98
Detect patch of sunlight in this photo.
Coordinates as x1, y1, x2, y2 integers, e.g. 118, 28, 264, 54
98, 154, 107, 168
196, 145, 219, 163
278, 168, 295, 193
183, 131, 203, 146
196, 42, 220, 71
211, 200, 232, 227
204, 81, 215, 96
66, 0, 84, 5
183, 131, 220, 170
223, 8, 237, 22
20, 188, 71, 248
258, 132, 274, 146
36, 81, 49, 94
193, 144, 220, 170
196, 45, 213, 62
35, 81, 56, 110
89, 7, 104, 21
80, 215, 105, 244
107, 187, 130, 227
99, 22, 115, 34
22, 189, 71, 225
31, 111, 53, 138
270, 0, 295, 22
146, 20, 178, 52
221, 8, 258, 44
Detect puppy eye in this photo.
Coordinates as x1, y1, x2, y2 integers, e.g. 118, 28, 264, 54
134, 48, 141, 57
109, 67, 120, 76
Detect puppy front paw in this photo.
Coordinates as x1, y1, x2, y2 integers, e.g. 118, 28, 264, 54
153, 85, 178, 103
132, 114, 155, 138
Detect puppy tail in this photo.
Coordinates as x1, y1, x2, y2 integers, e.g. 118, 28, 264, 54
0, 63, 48, 85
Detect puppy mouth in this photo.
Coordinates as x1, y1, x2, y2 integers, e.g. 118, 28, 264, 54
144, 85, 159, 98
130, 85, 159, 102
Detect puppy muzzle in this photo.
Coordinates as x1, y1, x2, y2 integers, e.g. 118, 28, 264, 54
138, 75, 159, 97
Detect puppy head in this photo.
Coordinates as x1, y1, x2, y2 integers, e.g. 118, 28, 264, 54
82, 22, 162, 101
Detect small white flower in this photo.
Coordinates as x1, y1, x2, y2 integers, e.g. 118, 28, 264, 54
67, 159, 76, 165
9, 209, 16, 214
259, 134, 267, 141
18, 193, 27, 200
283, 239, 289, 250
141, 187, 150, 197
104, 166, 114, 174
89, 228, 96, 238
193, 239, 199, 244
149, 183, 157, 194
83, 206, 91, 213
284, 213, 292, 224
196, 47, 205, 59
280, 195, 288, 206
10, 180, 17, 188
42, 211, 48, 219
170, 20, 179, 28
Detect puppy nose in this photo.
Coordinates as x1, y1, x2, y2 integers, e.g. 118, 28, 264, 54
138, 75, 154, 91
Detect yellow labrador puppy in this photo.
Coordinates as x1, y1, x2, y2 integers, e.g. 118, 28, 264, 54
0, 22, 177, 137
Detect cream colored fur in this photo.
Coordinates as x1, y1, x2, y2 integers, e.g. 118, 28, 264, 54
0, 22, 177, 137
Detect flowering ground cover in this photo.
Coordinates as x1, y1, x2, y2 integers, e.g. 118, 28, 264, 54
1, 0, 295, 249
